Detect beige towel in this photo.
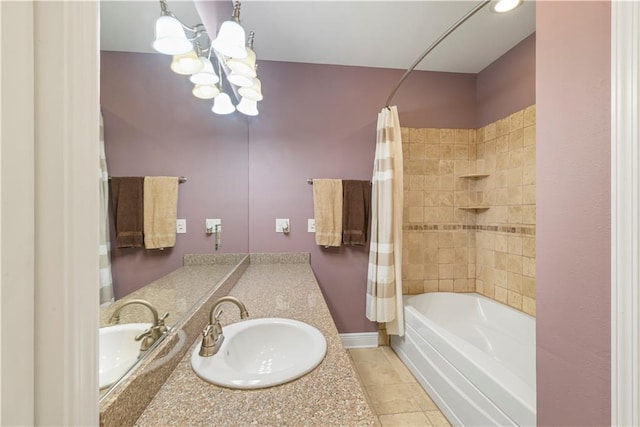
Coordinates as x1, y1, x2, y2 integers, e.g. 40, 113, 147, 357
144, 176, 179, 249
313, 179, 343, 247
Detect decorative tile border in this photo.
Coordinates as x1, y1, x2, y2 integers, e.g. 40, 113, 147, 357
403, 223, 535, 235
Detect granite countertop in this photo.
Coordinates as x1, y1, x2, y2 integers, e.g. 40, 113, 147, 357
135, 260, 377, 426
100, 264, 235, 327
100, 254, 246, 328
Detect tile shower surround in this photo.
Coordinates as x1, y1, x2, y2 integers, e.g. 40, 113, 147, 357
401, 105, 536, 316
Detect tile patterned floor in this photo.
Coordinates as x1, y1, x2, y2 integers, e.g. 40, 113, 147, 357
348, 347, 452, 427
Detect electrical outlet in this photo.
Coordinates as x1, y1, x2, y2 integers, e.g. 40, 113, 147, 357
308, 219, 316, 232
205, 218, 221, 234
276, 218, 290, 233
176, 219, 187, 234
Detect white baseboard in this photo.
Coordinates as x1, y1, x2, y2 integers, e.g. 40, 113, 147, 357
339, 332, 379, 348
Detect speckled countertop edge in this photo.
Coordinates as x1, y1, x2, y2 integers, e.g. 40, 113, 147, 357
249, 252, 310, 264
135, 257, 377, 426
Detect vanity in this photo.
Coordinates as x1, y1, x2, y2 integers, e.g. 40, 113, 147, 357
99, 253, 376, 426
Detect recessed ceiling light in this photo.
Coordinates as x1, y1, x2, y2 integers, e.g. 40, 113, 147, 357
492, 0, 524, 13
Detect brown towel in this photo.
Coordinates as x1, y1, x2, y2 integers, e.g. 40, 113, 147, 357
313, 179, 343, 247
342, 180, 371, 245
144, 176, 179, 249
109, 177, 144, 248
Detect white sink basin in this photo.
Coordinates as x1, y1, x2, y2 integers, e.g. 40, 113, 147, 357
99, 323, 151, 389
191, 318, 327, 389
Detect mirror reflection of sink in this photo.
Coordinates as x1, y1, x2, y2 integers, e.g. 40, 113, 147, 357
191, 318, 327, 389
99, 323, 151, 389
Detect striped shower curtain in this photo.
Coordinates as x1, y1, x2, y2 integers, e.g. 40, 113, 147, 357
99, 113, 115, 306
366, 106, 404, 336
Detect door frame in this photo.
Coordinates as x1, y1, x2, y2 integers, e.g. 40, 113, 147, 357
611, 1, 640, 426
1, 1, 100, 425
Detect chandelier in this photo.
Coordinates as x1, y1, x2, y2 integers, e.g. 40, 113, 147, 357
152, 0, 261, 116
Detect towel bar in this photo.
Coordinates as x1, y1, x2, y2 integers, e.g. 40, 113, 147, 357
109, 176, 187, 183
307, 178, 370, 185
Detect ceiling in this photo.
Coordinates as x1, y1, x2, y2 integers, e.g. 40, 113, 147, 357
100, 0, 535, 74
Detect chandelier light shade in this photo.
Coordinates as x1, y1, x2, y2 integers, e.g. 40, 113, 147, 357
227, 71, 254, 88
226, 46, 256, 78
236, 97, 259, 116
211, 92, 236, 115
238, 78, 263, 101
192, 84, 221, 99
211, 2, 247, 59
190, 57, 220, 85
170, 50, 204, 75
492, 0, 523, 13
212, 21, 247, 59
152, 15, 193, 55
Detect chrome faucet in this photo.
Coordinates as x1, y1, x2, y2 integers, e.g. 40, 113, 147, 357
199, 296, 249, 357
109, 299, 170, 353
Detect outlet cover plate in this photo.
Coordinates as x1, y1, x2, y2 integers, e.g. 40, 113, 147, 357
308, 219, 316, 232
276, 218, 290, 233
206, 218, 221, 233
176, 219, 187, 234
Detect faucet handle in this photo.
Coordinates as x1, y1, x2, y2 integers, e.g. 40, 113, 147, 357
157, 312, 170, 335
202, 323, 214, 338
135, 328, 152, 342
134, 328, 156, 353
199, 323, 224, 357
158, 312, 170, 324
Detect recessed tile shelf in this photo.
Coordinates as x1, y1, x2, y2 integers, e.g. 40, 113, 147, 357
458, 173, 490, 179
458, 206, 490, 211
458, 173, 490, 212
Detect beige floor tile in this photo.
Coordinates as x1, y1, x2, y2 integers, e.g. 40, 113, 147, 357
355, 360, 407, 386
379, 411, 432, 427
365, 383, 423, 414
349, 348, 407, 386
408, 383, 440, 411
351, 364, 377, 415
424, 410, 451, 427
350, 348, 451, 427
380, 346, 417, 383
349, 347, 387, 365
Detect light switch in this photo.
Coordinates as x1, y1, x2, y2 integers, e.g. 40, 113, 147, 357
176, 219, 187, 234
308, 219, 316, 232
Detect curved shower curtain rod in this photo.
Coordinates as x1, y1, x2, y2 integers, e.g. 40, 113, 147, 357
384, 0, 491, 108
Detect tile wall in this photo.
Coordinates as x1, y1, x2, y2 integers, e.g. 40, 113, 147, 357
401, 105, 536, 316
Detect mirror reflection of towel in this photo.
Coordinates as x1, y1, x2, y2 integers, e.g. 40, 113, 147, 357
342, 180, 371, 245
143, 176, 179, 249
313, 179, 343, 247
109, 177, 144, 248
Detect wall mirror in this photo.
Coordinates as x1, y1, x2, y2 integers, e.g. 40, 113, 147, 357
99, 0, 249, 399
98, 0, 535, 409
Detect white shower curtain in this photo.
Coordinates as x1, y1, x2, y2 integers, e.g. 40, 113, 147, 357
366, 106, 404, 336
99, 113, 115, 307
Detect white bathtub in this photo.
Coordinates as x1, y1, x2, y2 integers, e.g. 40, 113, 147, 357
390, 292, 536, 427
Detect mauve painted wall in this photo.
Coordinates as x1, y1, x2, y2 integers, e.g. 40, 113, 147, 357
101, 37, 535, 331
247, 61, 476, 333
476, 33, 536, 127
101, 51, 249, 298
536, 2, 611, 425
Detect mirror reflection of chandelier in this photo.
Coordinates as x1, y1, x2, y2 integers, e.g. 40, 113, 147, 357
152, 1, 261, 116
